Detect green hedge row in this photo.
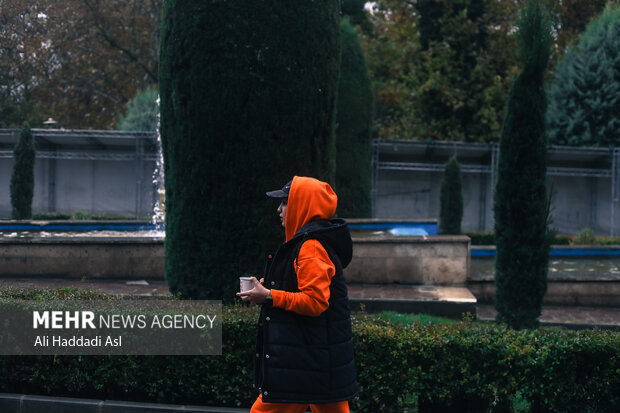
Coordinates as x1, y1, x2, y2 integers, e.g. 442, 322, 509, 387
353, 318, 619, 412
0, 288, 618, 412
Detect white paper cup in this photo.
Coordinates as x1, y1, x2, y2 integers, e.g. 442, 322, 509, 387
239, 277, 254, 292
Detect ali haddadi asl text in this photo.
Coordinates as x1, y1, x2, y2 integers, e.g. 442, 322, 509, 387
34, 335, 121, 347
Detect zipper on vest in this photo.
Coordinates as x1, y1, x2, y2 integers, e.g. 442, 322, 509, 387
259, 308, 268, 396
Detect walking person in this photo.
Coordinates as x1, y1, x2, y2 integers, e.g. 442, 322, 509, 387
237, 176, 358, 413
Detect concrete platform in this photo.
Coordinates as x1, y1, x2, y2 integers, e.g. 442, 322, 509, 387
0, 234, 471, 287
346, 235, 470, 285
0, 237, 165, 279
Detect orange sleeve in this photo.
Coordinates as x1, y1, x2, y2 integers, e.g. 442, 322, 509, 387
270, 239, 335, 317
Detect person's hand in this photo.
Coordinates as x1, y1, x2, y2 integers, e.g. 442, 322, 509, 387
236, 277, 270, 304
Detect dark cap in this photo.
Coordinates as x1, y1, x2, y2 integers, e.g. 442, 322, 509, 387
266, 179, 292, 199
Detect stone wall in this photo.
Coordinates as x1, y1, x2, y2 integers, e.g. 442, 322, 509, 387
0, 235, 472, 285
345, 235, 471, 285
0, 238, 164, 279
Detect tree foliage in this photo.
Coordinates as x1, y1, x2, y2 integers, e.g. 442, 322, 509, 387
360, 0, 610, 142
160, 0, 341, 299
117, 86, 159, 131
359, 0, 421, 140
0, 0, 49, 127
439, 155, 463, 234
336, 19, 373, 218
1, 0, 610, 133
546, 4, 620, 147
10, 122, 35, 219
546, 0, 610, 63
361, 0, 521, 142
494, 0, 553, 329
0, 0, 160, 129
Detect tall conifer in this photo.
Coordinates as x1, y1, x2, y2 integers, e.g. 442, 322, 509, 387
10, 122, 35, 219
159, 1, 341, 299
494, 0, 552, 329
439, 155, 463, 235
336, 18, 373, 218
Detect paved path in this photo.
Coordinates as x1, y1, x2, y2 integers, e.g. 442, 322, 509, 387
1, 277, 619, 329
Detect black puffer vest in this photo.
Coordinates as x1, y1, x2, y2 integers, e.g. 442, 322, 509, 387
254, 218, 358, 404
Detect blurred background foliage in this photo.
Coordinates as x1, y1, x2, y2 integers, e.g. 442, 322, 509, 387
546, 4, 620, 147
360, 0, 612, 142
0, 0, 613, 141
0, 0, 160, 129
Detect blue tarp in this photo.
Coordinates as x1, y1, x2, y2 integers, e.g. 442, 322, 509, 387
347, 222, 438, 236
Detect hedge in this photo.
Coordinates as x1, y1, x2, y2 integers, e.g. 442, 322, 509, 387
0, 288, 618, 412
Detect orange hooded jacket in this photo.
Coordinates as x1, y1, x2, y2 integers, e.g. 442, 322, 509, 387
270, 176, 337, 317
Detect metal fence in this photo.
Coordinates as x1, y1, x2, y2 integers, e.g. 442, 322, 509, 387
372, 140, 620, 236
0, 129, 158, 218
2, 130, 618, 235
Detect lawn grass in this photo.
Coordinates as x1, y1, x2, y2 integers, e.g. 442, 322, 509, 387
365, 310, 459, 325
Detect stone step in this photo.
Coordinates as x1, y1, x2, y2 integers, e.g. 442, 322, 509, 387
348, 284, 477, 318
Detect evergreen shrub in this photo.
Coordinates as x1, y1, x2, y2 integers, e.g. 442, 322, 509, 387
1, 289, 618, 413
465, 231, 495, 245
546, 5, 620, 146
10, 122, 35, 219
116, 86, 159, 131
575, 227, 597, 245
439, 155, 463, 234
552, 235, 572, 245
159, 1, 341, 299
597, 237, 620, 246
493, 0, 553, 329
336, 18, 373, 218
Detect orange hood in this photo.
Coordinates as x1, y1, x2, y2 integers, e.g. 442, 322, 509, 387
285, 176, 337, 242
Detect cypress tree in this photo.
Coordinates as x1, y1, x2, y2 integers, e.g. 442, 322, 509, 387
546, 5, 620, 147
494, 0, 552, 329
439, 155, 463, 235
336, 18, 373, 218
10, 122, 35, 219
159, 1, 341, 299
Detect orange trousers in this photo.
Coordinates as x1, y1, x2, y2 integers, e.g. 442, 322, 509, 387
250, 394, 350, 413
